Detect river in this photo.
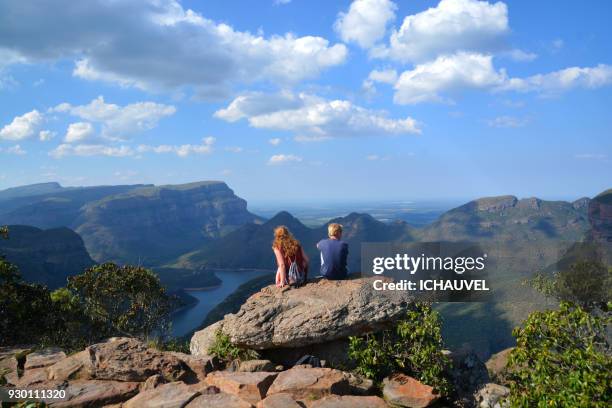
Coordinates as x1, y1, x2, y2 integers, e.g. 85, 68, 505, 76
171, 269, 271, 337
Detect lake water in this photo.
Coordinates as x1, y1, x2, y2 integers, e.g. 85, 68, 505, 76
171, 269, 271, 337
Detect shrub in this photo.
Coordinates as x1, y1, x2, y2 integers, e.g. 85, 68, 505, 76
506, 302, 611, 407
208, 329, 257, 361
348, 303, 452, 395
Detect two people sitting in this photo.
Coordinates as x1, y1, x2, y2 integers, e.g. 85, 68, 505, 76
272, 223, 348, 288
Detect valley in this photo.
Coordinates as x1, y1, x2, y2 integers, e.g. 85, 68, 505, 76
0, 180, 603, 356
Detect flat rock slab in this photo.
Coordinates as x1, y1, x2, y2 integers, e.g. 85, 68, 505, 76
267, 366, 350, 401
124, 381, 200, 408
206, 371, 278, 404
88, 337, 190, 382
256, 392, 301, 408
15, 367, 49, 387
382, 374, 439, 408
47, 350, 93, 381
51, 380, 139, 407
25, 348, 66, 370
186, 392, 253, 408
310, 395, 389, 408
192, 277, 412, 351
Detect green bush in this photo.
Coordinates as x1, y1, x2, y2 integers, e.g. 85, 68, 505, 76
208, 329, 257, 362
506, 302, 611, 407
348, 303, 451, 395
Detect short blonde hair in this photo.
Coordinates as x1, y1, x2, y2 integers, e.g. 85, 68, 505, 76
328, 223, 343, 238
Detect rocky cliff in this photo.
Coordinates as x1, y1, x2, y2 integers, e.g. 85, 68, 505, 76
0, 181, 261, 265
75, 181, 261, 264
0, 225, 95, 288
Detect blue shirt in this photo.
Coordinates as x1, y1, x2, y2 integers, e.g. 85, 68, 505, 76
317, 238, 348, 280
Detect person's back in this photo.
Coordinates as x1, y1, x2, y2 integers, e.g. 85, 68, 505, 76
317, 223, 348, 280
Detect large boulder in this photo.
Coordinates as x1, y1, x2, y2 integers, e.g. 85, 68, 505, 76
191, 277, 412, 354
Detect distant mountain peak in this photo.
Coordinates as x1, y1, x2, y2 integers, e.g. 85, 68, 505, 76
265, 211, 304, 227
572, 197, 591, 210
465, 195, 518, 213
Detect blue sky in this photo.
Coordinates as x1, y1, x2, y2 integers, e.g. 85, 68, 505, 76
0, 0, 610, 202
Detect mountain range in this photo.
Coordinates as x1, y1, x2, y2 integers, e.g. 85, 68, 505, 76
1, 180, 606, 354
0, 181, 261, 265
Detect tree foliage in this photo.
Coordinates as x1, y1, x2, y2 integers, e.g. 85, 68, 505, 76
530, 259, 612, 312
1, 227, 173, 348
506, 302, 611, 407
67, 263, 172, 339
348, 303, 452, 395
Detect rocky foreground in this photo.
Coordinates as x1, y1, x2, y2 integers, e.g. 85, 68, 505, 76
1, 278, 513, 407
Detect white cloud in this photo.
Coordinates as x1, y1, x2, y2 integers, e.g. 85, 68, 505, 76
363, 68, 398, 94
368, 69, 398, 84
215, 91, 420, 138
49, 144, 134, 158
498, 64, 612, 95
394, 52, 506, 104
486, 115, 528, 128
501, 49, 537, 62
0, 110, 43, 140
268, 154, 302, 165
268, 138, 282, 146
366, 154, 380, 160
39, 129, 56, 141
64, 122, 94, 143
373, 0, 508, 63
390, 53, 612, 104
137, 137, 215, 157
334, 0, 396, 48
274, 0, 292, 4
0, 144, 26, 155
0, 1, 347, 96
225, 146, 243, 153
53, 96, 176, 140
